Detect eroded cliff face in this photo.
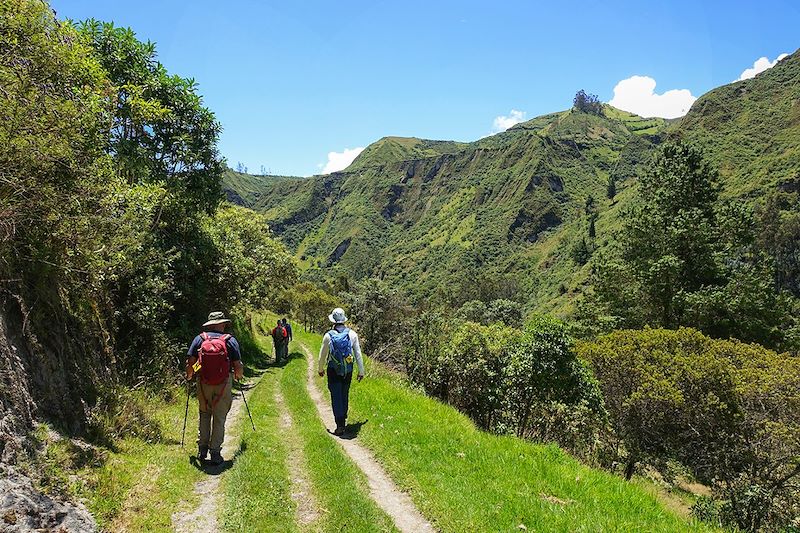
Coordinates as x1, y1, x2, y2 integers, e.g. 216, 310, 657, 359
0, 292, 106, 531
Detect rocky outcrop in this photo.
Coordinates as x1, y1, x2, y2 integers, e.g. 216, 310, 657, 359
0, 466, 96, 532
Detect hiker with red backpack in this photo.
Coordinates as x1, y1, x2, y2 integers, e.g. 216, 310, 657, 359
272, 319, 289, 363
186, 311, 244, 465
317, 307, 364, 436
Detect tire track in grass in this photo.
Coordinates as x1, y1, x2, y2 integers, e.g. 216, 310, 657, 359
273, 384, 321, 528
297, 343, 436, 533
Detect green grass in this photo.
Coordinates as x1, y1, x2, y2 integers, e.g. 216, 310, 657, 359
279, 349, 398, 532
58, 390, 207, 531
293, 326, 716, 533
32, 312, 283, 532
220, 363, 296, 531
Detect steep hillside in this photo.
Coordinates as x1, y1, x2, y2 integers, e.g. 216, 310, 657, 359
222, 168, 305, 208
224, 49, 800, 314
675, 48, 800, 197
227, 106, 664, 311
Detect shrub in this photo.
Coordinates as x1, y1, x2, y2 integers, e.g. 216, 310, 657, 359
504, 316, 606, 447
578, 327, 800, 532
441, 322, 514, 430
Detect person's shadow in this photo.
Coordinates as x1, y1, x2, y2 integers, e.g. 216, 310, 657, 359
330, 419, 368, 440
188, 441, 247, 475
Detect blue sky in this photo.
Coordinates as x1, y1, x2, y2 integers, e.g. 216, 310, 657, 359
52, 1, 799, 177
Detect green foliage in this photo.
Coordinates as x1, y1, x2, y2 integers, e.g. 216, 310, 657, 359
578, 327, 800, 531
203, 204, 298, 313
504, 316, 605, 446
573, 89, 603, 115
341, 278, 411, 358
404, 311, 605, 458
456, 298, 523, 327
77, 19, 224, 213
594, 140, 797, 350
288, 281, 339, 332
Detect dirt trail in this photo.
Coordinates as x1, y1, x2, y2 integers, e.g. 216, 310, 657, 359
299, 343, 436, 533
274, 385, 322, 528
171, 378, 258, 533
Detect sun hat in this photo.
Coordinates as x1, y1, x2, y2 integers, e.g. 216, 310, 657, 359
328, 307, 348, 324
203, 311, 231, 327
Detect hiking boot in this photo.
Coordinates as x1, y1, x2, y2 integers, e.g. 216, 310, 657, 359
198, 445, 209, 461
333, 426, 345, 436
209, 450, 224, 465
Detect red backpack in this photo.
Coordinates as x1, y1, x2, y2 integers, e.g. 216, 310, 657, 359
198, 332, 231, 385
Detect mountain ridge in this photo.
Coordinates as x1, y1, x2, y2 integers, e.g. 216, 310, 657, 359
224, 49, 800, 314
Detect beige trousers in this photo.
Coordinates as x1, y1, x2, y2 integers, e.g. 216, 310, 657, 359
197, 375, 233, 451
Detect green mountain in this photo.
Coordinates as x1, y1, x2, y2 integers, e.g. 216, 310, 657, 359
675, 50, 800, 197
225, 49, 800, 314
222, 168, 305, 207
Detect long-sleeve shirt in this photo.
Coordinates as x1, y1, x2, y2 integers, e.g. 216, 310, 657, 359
318, 325, 365, 375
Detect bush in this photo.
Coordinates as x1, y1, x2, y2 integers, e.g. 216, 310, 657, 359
504, 316, 606, 446
578, 327, 800, 532
440, 322, 513, 430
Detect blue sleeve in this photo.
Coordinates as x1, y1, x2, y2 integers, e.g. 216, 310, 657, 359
187, 335, 202, 358
227, 336, 242, 361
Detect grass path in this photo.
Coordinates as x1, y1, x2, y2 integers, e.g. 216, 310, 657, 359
296, 343, 436, 533
171, 376, 261, 532
273, 382, 322, 528
279, 349, 399, 532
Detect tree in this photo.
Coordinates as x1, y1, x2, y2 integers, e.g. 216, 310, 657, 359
593, 140, 796, 349
606, 176, 617, 200
504, 316, 604, 439
342, 278, 411, 361
78, 20, 224, 214
573, 89, 603, 115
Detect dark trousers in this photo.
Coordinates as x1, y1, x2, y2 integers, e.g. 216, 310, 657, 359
327, 369, 352, 428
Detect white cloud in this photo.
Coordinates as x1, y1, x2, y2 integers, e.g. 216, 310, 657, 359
492, 109, 527, 133
737, 53, 789, 81
320, 146, 364, 174
608, 76, 696, 119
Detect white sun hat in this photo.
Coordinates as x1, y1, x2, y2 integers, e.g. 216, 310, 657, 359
328, 307, 348, 323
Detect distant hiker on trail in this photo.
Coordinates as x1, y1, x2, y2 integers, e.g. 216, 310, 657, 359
281, 317, 293, 342
272, 319, 289, 363
318, 307, 364, 436
186, 311, 244, 465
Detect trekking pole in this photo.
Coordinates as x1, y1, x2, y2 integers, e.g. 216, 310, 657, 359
237, 379, 256, 431
181, 378, 191, 449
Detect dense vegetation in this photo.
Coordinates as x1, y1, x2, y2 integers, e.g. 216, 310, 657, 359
0, 0, 294, 464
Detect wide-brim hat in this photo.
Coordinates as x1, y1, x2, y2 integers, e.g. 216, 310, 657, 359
203, 311, 231, 327
328, 307, 348, 323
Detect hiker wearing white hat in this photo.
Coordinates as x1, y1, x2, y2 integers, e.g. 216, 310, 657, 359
318, 307, 364, 436
186, 311, 244, 464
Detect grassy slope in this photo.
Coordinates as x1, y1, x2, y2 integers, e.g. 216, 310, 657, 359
293, 326, 714, 533
675, 48, 800, 197
222, 168, 305, 208
224, 105, 662, 315
224, 50, 800, 317
47, 395, 206, 531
